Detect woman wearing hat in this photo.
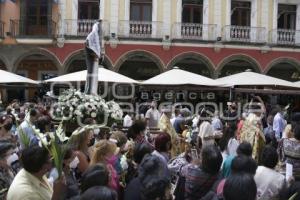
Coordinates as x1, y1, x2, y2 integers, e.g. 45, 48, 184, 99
0, 142, 17, 199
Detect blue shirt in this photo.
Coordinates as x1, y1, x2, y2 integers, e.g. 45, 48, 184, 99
273, 113, 285, 139
18, 121, 38, 149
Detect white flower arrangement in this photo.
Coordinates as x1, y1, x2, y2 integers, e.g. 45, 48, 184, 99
51, 89, 123, 126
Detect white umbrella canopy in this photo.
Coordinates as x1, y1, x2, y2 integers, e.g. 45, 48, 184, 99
142, 67, 220, 86
0, 69, 39, 84
44, 67, 139, 84
216, 71, 299, 88
294, 81, 300, 87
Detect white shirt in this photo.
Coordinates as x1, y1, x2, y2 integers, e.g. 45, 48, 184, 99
273, 112, 286, 139
145, 108, 160, 128
225, 138, 239, 156
123, 114, 133, 127
7, 169, 53, 200
254, 166, 286, 200
170, 117, 176, 126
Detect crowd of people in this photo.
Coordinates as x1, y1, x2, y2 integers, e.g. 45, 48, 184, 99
0, 96, 300, 200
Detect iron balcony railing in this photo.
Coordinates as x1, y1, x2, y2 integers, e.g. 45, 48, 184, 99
172, 23, 217, 41
0, 21, 4, 38
118, 20, 163, 39
269, 29, 300, 46
223, 25, 267, 43
10, 19, 57, 38
64, 19, 110, 38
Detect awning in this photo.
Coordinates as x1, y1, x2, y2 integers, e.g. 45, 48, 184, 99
216, 71, 299, 88
0, 70, 39, 84
44, 67, 139, 84
142, 67, 221, 86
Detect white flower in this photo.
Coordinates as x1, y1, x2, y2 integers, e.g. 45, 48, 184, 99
74, 110, 81, 116
38, 134, 49, 147
120, 155, 128, 171
48, 132, 55, 140
91, 112, 97, 118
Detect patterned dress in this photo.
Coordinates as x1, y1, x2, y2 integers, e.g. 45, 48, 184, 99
240, 113, 265, 162
158, 113, 181, 157
279, 138, 300, 181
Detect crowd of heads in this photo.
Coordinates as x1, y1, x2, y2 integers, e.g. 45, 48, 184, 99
1, 97, 300, 200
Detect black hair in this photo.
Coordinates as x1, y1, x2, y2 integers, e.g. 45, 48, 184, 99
20, 146, 50, 173
261, 145, 278, 169
231, 155, 257, 175
127, 120, 146, 140
0, 142, 15, 157
36, 116, 51, 133
30, 108, 38, 117
133, 142, 153, 164
218, 123, 237, 152
294, 123, 300, 140
265, 132, 278, 149
138, 154, 170, 200
80, 186, 117, 200
81, 164, 109, 193
201, 145, 223, 175
83, 118, 94, 125
236, 142, 252, 157
223, 174, 257, 200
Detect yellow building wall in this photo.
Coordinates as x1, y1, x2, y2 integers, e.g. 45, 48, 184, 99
65, 0, 73, 19
119, 0, 125, 21
171, 0, 177, 24
157, 0, 163, 22
209, 0, 214, 25
221, 0, 227, 27
104, 0, 111, 22
268, 0, 274, 31
0, 0, 20, 34
257, 0, 262, 27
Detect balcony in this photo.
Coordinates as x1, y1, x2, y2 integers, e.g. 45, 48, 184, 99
269, 29, 300, 46
0, 21, 4, 39
64, 19, 110, 38
10, 19, 57, 39
223, 25, 266, 44
172, 23, 217, 41
118, 20, 163, 40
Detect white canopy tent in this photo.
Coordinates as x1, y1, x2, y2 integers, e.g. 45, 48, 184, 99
216, 71, 299, 88
142, 67, 220, 86
0, 69, 39, 84
44, 67, 139, 84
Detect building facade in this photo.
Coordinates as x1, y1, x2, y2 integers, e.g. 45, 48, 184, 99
0, 0, 299, 100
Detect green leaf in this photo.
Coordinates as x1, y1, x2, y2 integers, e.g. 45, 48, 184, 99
18, 127, 31, 148
289, 193, 298, 200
